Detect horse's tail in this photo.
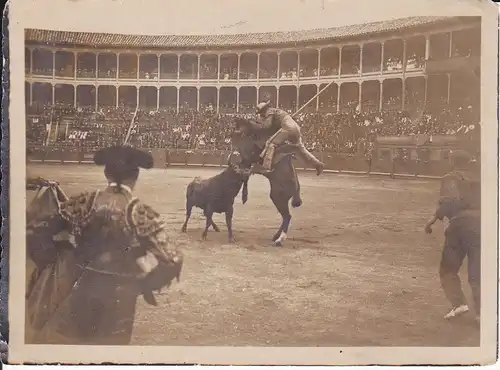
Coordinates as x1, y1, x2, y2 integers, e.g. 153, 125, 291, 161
290, 157, 302, 208
291, 179, 302, 208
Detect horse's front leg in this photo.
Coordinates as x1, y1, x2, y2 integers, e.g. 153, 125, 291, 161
272, 225, 284, 243
270, 192, 292, 247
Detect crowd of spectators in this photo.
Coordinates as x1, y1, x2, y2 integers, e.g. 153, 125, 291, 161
26, 104, 137, 151
139, 69, 159, 79
384, 57, 404, 71
280, 69, 299, 80
220, 68, 238, 80
200, 63, 218, 79
77, 68, 96, 78
26, 100, 479, 157
406, 54, 425, 70
98, 68, 118, 79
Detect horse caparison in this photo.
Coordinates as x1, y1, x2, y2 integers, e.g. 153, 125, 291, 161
231, 117, 303, 246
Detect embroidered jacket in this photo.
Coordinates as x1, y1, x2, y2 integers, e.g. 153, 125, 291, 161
28, 186, 183, 289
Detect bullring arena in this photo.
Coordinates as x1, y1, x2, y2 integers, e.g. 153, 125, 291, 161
24, 10, 481, 347
27, 164, 479, 347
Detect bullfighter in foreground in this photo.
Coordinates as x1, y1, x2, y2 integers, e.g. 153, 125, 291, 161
25, 145, 183, 345
435, 195, 481, 323
425, 150, 481, 323
254, 100, 325, 175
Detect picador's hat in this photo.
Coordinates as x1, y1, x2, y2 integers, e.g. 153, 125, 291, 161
256, 100, 271, 114
94, 145, 154, 174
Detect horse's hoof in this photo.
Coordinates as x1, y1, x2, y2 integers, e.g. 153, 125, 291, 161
273, 241, 283, 247
214, 227, 220, 233
181, 227, 187, 233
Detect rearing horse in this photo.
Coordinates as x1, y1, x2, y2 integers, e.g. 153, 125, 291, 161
232, 117, 303, 246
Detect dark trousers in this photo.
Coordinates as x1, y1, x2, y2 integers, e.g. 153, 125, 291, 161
439, 240, 481, 315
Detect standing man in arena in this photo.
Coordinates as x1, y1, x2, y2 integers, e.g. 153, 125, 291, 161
26, 145, 183, 345
254, 100, 325, 175
435, 195, 481, 323
424, 150, 481, 323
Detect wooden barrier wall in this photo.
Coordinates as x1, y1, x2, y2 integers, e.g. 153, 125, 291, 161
28, 147, 456, 177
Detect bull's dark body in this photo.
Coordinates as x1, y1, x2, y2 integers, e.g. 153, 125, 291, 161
181, 167, 247, 242
232, 117, 302, 245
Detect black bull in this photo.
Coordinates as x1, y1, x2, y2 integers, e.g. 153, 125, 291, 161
231, 117, 303, 246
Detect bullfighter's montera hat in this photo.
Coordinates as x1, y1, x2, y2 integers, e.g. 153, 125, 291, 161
94, 145, 154, 178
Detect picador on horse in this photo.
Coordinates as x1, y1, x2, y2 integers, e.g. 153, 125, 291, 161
247, 100, 325, 175
230, 99, 320, 246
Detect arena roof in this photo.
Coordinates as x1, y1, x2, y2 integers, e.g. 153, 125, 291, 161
25, 16, 477, 49
20, 0, 486, 36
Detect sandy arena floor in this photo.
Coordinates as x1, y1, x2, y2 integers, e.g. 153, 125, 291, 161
27, 164, 480, 347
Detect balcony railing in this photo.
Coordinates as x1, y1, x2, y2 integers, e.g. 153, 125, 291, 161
27, 67, 426, 83
424, 55, 480, 74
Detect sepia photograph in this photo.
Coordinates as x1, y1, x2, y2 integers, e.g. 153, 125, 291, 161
4, 0, 499, 365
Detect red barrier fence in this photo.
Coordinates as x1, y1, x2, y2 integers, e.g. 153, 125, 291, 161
28, 147, 455, 178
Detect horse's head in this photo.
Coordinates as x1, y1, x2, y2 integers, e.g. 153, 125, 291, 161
27, 184, 68, 226
231, 118, 263, 166
231, 117, 253, 140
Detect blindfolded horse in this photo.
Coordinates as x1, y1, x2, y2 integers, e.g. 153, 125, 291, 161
231, 117, 303, 246
25, 183, 77, 343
